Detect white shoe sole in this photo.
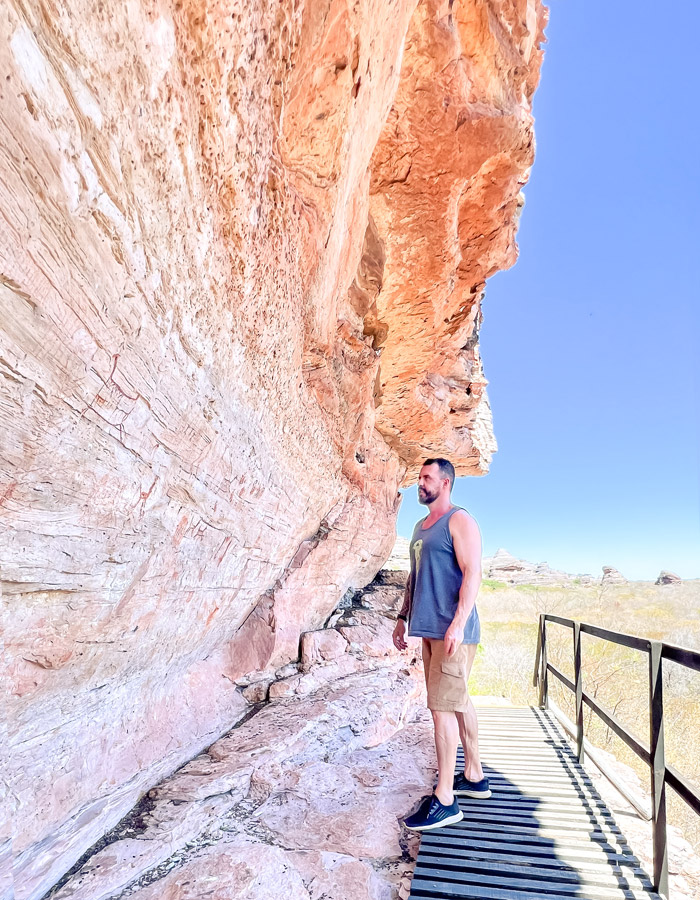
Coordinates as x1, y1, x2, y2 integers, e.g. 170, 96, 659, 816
454, 788, 492, 798
404, 810, 464, 832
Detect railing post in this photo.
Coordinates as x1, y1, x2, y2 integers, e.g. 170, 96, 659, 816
538, 615, 548, 709
573, 622, 584, 764
649, 640, 669, 898
533, 616, 542, 689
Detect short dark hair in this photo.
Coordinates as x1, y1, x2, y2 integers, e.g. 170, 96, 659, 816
423, 457, 455, 491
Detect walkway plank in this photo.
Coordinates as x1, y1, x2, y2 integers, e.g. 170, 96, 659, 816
408, 706, 660, 900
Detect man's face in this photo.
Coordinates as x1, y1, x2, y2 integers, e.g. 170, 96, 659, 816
417, 464, 447, 505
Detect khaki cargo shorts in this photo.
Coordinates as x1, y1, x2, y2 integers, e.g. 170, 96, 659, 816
422, 638, 477, 713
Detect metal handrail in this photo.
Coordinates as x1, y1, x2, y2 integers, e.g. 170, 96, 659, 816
533, 613, 700, 900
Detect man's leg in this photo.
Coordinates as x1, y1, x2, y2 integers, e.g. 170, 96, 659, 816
432, 710, 459, 806
456, 698, 485, 781
422, 638, 432, 695
403, 639, 464, 831
455, 644, 485, 781
424, 639, 458, 804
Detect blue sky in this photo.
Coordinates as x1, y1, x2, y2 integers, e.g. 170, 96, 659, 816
397, 0, 700, 580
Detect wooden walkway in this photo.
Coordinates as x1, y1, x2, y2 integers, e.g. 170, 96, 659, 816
409, 705, 661, 900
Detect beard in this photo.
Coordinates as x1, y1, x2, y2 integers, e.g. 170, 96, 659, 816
418, 487, 438, 505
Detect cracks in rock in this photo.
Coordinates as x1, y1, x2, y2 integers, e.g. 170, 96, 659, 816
42, 575, 416, 899
282, 512, 333, 574
204, 700, 266, 742
320, 579, 382, 629
92, 830, 228, 900
42, 700, 270, 899
43, 795, 158, 899
396, 830, 418, 864
0, 272, 39, 311
384, 158, 412, 187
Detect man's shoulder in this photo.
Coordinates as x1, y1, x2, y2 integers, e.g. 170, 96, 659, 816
448, 508, 479, 532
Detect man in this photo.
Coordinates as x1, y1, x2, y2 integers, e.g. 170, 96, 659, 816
393, 457, 490, 832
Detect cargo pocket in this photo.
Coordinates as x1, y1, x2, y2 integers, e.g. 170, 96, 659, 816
439, 657, 467, 704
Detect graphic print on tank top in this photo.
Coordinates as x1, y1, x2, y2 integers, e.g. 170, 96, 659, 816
408, 506, 481, 643
413, 538, 423, 574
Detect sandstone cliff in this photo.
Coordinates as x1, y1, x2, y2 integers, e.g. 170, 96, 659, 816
0, 0, 546, 895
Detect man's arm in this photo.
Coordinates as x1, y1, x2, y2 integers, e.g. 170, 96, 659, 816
393, 557, 414, 651
444, 511, 482, 657
398, 568, 413, 620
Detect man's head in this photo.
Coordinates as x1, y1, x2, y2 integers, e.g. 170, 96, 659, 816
417, 457, 455, 505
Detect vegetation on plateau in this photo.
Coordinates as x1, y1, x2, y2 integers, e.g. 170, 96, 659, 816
471, 579, 700, 849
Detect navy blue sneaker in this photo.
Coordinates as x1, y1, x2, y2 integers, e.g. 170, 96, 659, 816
453, 773, 491, 798
403, 794, 464, 831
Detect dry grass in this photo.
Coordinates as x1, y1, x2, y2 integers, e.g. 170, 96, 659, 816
471, 579, 700, 850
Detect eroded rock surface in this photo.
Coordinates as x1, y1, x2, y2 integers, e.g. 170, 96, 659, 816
46, 586, 432, 900
0, 0, 545, 893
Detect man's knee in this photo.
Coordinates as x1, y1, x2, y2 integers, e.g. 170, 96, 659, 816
455, 699, 474, 718
431, 709, 458, 729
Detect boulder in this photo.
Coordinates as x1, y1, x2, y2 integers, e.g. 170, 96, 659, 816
300, 629, 349, 670
484, 549, 572, 586
656, 571, 682, 585
241, 680, 273, 704
602, 566, 627, 585
340, 621, 395, 658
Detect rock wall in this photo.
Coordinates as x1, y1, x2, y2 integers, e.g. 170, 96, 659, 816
0, 0, 545, 896
45, 573, 429, 900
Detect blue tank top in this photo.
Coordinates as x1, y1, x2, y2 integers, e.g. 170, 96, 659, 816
408, 506, 481, 643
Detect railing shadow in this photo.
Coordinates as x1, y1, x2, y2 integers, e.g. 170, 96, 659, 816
535, 613, 700, 897
407, 710, 659, 899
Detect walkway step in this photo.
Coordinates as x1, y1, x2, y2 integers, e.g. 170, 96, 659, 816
408, 705, 661, 900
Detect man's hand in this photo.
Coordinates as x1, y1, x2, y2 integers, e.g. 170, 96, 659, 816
392, 618, 408, 651
444, 621, 465, 658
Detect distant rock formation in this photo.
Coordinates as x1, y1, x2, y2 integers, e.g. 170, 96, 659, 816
577, 573, 599, 585
483, 548, 576, 586
386, 538, 607, 586
388, 538, 692, 591
602, 566, 627, 586
656, 571, 682, 585
385, 535, 411, 570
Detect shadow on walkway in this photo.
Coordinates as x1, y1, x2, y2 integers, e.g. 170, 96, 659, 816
407, 706, 660, 899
